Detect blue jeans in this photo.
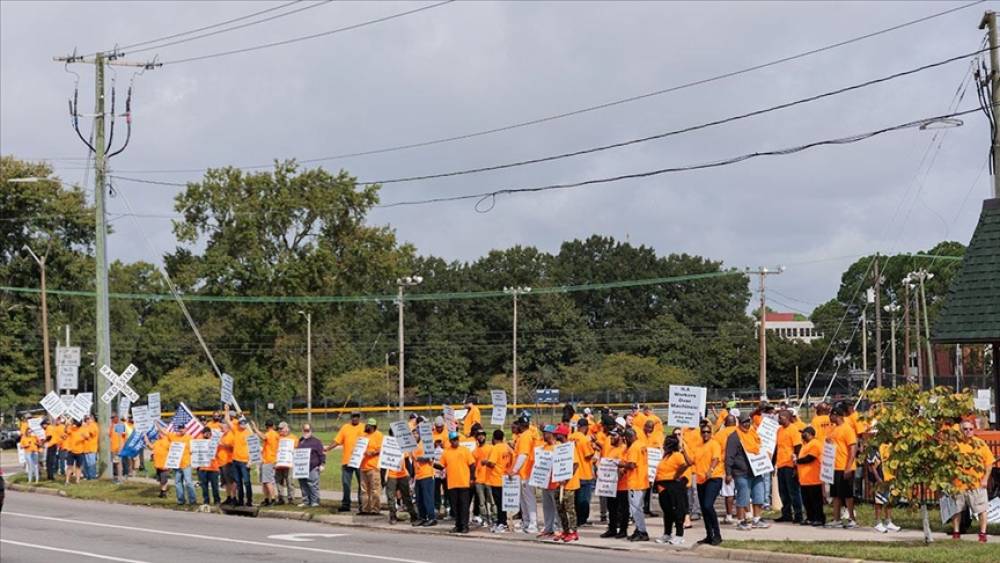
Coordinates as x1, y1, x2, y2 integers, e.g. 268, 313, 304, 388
84, 453, 97, 479
199, 470, 220, 504
415, 477, 435, 521
575, 478, 595, 525
232, 461, 252, 505
25, 452, 40, 481
341, 465, 361, 509
776, 467, 803, 520
733, 474, 766, 508
698, 478, 723, 540
174, 467, 196, 504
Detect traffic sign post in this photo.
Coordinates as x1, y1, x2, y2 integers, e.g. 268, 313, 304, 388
55, 346, 81, 391
99, 363, 140, 404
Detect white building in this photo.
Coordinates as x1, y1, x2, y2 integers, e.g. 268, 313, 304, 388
760, 312, 823, 343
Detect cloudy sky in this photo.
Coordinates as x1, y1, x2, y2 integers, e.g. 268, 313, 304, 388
1, 1, 993, 313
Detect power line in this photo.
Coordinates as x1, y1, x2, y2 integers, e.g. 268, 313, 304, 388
93, 1, 984, 174
158, 1, 455, 66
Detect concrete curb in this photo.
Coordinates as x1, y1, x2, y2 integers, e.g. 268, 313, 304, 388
259, 509, 314, 521
7, 483, 66, 497
692, 545, 891, 563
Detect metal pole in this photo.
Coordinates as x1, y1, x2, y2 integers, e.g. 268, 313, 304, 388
914, 288, 924, 388
992, 342, 999, 430
873, 255, 883, 387
39, 254, 52, 394
93, 52, 112, 479
512, 292, 518, 417
306, 312, 312, 425
889, 313, 897, 387
759, 270, 767, 400
862, 309, 868, 374
981, 11, 1000, 198
919, 274, 935, 387
398, 284, 405, 416
903, 285, 911, 382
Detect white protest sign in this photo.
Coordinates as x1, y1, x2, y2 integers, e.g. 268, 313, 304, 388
247, 434, 262, 465
67, 393, 92, 421
60, 394, 75, 412
820, 442, 836, 485
41, 391, 66, 419
220, 373, 234, 405
147, 392, 161, 421
443, 405, 457, 432
647, 447, 664, 483
987, 497, 1000, 524
292, 448, 311, 479
390, 421, 417, 452
56, 365, 79, 390
758, 417, 780, 455
418, 422, 434, 446
16, 444, 26, 465
491, 389, 508, 426
748, 452, 774, 476
276, 438, 295, 468
191, 439, 213, 468
132, 405, 151, 433
502, 475, 521, 511
165, 441, 186, 469
460, 440, 477, 453
28, 417, 45, 440
528, 447, 553, 488
596, 458, 619, 497
208, 429, 222, 459
378, 436, 404, 471
940, 495, 960, 524
117, 395, 131, 421
667, 385, 707, 428
347, 437, 369, 469
433, 446, 444, 464
552, 442, 575, 482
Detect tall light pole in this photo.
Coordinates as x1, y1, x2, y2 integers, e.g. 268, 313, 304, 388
908, 270, 936, 387
22, 244, 52, 394
298, 310, 312, 424
884, 302, 900, 387
503, 286, 531, 416
396, 275, 423, 417
748, 266, 784, 400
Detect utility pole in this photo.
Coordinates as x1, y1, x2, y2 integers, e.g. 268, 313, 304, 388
23, 245, 51, 394
873, 255, 883, 387
504, 286, 532, 416
918, 271, 935, 387
396, 276, 422, 417
981, 11, 1000, 198
884, 303, 900, 387
750, 266, 784, 400
914, 286, 924, 388
861, 309, 868, 374
903, 283, 911, 382
298, 311, 312, 424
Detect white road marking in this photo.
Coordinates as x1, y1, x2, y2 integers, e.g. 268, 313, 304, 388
1, 539, 151, 563
2, 511, 433, 563
268, 532, 349, 542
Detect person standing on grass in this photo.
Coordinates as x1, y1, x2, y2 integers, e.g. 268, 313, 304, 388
359, 418, 384, 514
197, 426, 221, 505
436, 431, 477, 534
621, 427, 650, 542
412, 428, 438, 527
725, 414, 770, 531
144, 429, 170, 497
44, 416, 64, 481
482, 429, 513, 533
81, 414, 99, 480
653, 434, 691, 545
325, 411, 366, 513
865, 438, 899, 533
63, 420, 85, 485
570, 418, 596, 527
109, 415, 126, 484
826, 406, 858, 528
251, 420, 280, 507
775, 410, 804, 523
274, 422, 298, 505
18, 427, 41, 483
297, 424, 325, 508
951, 421, 995, 543
166, 423, 196, 506
693, 424, 724, 545
795, 426, 825, 526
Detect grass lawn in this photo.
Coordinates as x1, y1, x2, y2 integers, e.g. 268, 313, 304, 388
761, 503, 1000, 536
726, 540, 1000, 563
8, 474, 194, 510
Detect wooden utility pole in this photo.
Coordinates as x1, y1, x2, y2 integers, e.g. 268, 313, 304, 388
903, 284, 911, 382
751, 266, 784, 400
873, 255, 883, 387
981, 11, 1000, 198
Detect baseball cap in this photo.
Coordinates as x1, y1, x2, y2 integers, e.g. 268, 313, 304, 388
583, 407, 591, 415
615, 417, 627, 428
730, 408, 741, 418
554, 424, 570, 437
543, 424, 557, 433
435, 416, 445, 426
367, 418, 377, 426
448, 431, 459, 440
351, 411, 362, 417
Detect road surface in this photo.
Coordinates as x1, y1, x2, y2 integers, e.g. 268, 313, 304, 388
0, 491, 740, 563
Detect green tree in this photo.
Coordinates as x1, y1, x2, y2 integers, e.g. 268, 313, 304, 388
157, 366, 219, 409
325, 367, 395, 407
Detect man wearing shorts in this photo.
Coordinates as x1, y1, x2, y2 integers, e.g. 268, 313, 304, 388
951, 421, 995, 543
253, 420, 280, 506
145, 430, 171, 498
725, 414, 769, 531
827, 406, 858, 528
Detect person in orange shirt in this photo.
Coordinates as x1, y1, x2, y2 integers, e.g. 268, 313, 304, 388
216, 425, 238, 505
652, 434, 692, 545
795, 426, 825, 526
714, 414, 738, 524
384, 426, 419, 525
44, 417, 65, 481
224, 406, 255, 507
63, 420, 85, 485
167, 424, 196, 506
436, 431, 476, 534
19, 428, 41, 483
693, 425, 724, 545
621, 427, 649, 541
81, 414, 99, 480
508, 418, 538, 533
571, 418, 596, 526
462, 397, 482, 438
553, 424, 582, 542
775, 410, 804, 523
251, 420, 280, 506
359, 419, 384, 514
273, 422, 298, 505
482, 429, 513, 532
109, 415, 127, 484
471, 428, 494, 528
144, 429, 171, 498
326, 411, 365, 513
810, 402, 833, 441
412, 428, 438, 526
196, 426, 221, 505
952, 421, 996, 542
827, 405, 858, 527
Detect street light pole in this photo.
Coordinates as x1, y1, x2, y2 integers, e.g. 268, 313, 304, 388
884, 303, 900, 387
23, 245, 52, 394
298, 311, 312, 424
396, 275, 423, 417
504, 286, 531, 416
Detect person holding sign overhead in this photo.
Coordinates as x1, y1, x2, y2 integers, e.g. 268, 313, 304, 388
435, 431, 476, 534
359, 419, 384, 515
326, 411, 365, 513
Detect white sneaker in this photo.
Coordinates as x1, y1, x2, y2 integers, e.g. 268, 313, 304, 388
844, 519, 858, 529
873, 522, 887, 533
840, 508, 849, 520
493, 523, 507, 533
472, 516, 483, 526
655, 534, 672, 544
724, 515, 734, 524
885, 521, 901, 532
525, 524, 538, 534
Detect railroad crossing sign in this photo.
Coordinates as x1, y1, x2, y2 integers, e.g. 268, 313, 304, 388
100, 363, 140, 404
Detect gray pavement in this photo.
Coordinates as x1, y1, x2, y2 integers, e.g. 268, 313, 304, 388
0, 491, 740, 563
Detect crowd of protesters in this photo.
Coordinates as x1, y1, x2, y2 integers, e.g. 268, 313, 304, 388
13, 396, 996, 544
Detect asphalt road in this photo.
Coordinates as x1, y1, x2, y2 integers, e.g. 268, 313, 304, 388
0, 491, 739, 563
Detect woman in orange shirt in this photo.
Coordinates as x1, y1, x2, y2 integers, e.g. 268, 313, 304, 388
19, 430, 41, 483
412, 429, 438, 526
694, 425, 724, 545
653, 435, 692, 545
795, 426, 825, 526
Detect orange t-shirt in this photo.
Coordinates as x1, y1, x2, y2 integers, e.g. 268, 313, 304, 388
829, 422, 857, 471
624, 440, 649, 490
151, 437, 171, 469
714, 426, 736, 449
694, 439, 724, 483
473, 443, 492, 483
335, 422, 366, 462
109, 425, 125, 454
811, 414, 832, 441
64, 426, 85, 454
440, 444, 476, 489
84, 421, 99, 453
19, 433, 41, 453
570, 431, 595, 480
413, 443, 435, 480
515, 431, 535, 480
228, 422, 252, 463
486, 442, 513, 487
217, 432, 234, 466
955, 439, 996, 491
602, 443, 628, 492
46, 423, 65, 448
564, 443, 583, 491
262, 429, 280, 464
361, 431, 384, 471
797, 438, 822, 486
775, 425, 802, 469
387, 451, 409, 479
655, 451, 690, 484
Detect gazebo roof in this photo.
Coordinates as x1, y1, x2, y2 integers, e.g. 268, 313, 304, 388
932, 198, 1000, 344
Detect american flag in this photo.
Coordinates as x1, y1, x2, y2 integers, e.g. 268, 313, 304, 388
166, 402, 204, 437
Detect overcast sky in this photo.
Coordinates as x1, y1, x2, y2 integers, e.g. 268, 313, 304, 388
1, 1, 993, 313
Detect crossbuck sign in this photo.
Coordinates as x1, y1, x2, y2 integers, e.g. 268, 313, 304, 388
100, 363, 140, 404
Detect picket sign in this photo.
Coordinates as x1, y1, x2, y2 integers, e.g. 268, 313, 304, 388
596, 458, 619, 497
220, 374, 234, 405
40, 391, 66, 419
132, 405, 151, 433
551, 442, 575, 482
459, 440, 476, 453
820, 442, 836, 485
502, 475, 521, 511
940, 495, 960, 524
417, 422, 434, 447
442, 405, 457, 433
390, 421, 417, 452
165, 441, 186, 470
987, 497, 1000, 524
67, 393, 93, 422
490, 389, 508, 426
292, 448, 311, 479
247, 435, 262, 465
147, 392, 161, 421
16, 444, 26, 465
647, 447, 664, 483
528, 447, 553, 488
347, 437, 369, 469
667, 385, 706, 428
378, 436, 404, 471
748, 452, 773, 477
757, 417, 780, 456
117, 395, 131, 421
276, 438, 295, 468
60, 394, 75, 412
208, 429, 222, 459
191, 439, 213, 468
28, 418, 45, 440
